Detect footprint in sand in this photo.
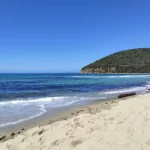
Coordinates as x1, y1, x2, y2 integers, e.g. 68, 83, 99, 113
38, 129, 44, 135
71, 140, 83, 147
51, 140, 60, 146
127, 127, 135, 138
146, 140, 150, 146
107, 117, 114, 121
117, 121, 124, 124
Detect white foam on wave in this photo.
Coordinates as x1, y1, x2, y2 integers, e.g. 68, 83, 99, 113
38, 104, 47, 112
108, 75, 150, 78
0, 96, 80, 127
49, 99, 79, 107
0, 96, 69, 106
70, 75, 150, 79
145, 82, 150, 89
0, 105, 47, 128
0, 82, 149, 127
102, 86, 147, 95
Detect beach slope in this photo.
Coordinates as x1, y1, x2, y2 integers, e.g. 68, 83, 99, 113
1, 94, 150, 150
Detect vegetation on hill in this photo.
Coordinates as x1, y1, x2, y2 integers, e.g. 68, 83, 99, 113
81, 48, 150, 73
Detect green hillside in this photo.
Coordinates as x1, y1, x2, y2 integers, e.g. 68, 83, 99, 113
81, 48, 150, 73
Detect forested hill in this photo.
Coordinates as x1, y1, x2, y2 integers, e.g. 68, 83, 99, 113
81, 48, 150, 73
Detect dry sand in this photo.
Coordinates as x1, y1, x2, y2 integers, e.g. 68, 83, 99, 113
1, 93, 150, 150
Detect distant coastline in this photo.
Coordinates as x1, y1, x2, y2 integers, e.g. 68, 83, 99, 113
80, 71, 150, 74
81, 48, 150, 74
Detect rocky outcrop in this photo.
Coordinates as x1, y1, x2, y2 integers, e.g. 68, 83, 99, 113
80, 67, 116, 74
118, 92, 136, 98
0, 136, 6, 141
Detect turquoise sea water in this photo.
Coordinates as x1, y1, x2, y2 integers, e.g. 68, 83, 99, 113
0, 73, 150, 126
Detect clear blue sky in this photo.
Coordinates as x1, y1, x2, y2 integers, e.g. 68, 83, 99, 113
0, 0, 150, 73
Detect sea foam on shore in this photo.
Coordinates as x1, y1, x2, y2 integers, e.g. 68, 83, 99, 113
0, 73, 150, 129
1, 93, 150, 150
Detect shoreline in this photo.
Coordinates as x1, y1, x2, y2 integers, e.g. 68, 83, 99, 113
0, 73, 149, 138
0, 96, 119, 142
1, 92, 150, 149
80, 72, 150, 74
0, 92, 140, 143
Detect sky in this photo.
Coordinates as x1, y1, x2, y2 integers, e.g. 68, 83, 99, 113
0, 0, 150, 73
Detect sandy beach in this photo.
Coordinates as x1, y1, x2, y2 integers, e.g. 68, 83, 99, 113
1, 93, 150, 150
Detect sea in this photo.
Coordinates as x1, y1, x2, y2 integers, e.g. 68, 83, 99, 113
0, 73, 150, 127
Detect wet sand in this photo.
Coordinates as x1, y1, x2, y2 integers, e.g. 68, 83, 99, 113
1, 93, 150, 150
0, 97, 118, 142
